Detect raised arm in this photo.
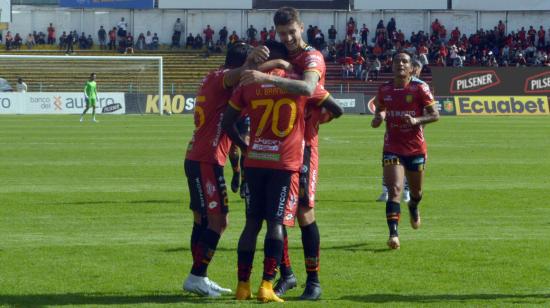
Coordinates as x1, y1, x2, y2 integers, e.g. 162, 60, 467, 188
319, 94, 344, 120
239, 70, 319, 96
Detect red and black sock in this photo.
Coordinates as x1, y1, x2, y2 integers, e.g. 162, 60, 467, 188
190, 228, 220, 277
190, 222, 204, 262
237, 250, 255, 282
279, 227, 294, 277
263, 238, 283, 281
301, 222, 320, 284
386, 201, 401, 237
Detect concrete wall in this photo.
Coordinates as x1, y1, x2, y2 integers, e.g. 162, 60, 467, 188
6, 5, 550, 44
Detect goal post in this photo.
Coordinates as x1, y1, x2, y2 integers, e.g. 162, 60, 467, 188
0, 54, 164, 115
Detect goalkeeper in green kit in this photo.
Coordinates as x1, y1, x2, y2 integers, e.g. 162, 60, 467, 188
80, 72, 98, 122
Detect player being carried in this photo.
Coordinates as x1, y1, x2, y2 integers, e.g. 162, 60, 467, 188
222, 40, 342, 303
239, 6, 332, 300
80, 72, 98, 123
371, 51, 439, 249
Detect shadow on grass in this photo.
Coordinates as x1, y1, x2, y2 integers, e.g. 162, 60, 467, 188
340, 293, 550, 303
43, 199, 182, 206
163, 246, 235, 253
0, 293, 226, 306
323, 242, 390, 253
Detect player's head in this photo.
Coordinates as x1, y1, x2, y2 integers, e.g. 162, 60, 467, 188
273, 7, 304, 53
411, 59, 423, 77
392, 51, 414, 79
263, 40, 288, 61
90, 72, 97, 81
225, 41, 251, 69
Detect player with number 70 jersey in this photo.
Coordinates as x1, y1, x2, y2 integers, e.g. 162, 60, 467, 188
228, 69, 329, 172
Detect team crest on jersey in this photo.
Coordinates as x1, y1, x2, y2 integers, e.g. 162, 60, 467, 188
406, 95, 413, 103
206, 181, 216, 197
208, 201, 218, 209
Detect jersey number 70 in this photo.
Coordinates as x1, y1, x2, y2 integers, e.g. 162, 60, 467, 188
251, 98, 297, 138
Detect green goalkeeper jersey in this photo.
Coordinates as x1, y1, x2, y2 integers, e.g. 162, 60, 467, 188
84, 81, 97, 100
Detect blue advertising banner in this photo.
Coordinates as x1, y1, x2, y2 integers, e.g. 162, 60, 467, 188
59, 0, 154, 9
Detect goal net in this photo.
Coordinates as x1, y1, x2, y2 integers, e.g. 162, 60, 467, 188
0, 55, 164, 115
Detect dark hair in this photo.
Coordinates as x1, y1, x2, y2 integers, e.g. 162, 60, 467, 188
273, 7, 301, 26
263, 40, 288, 61
225, 41, 251, 68
412, 59, 423, 69
90, 72, 96, 77
393, 51, 414, 62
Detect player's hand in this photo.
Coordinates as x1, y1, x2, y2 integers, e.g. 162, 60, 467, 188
371, 115, 383, 128
240, 70, 269, 86
402, 114, 419, 126
246, 45, 270, 65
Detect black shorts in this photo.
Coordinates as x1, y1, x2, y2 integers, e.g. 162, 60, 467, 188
236, 116, 250, 136
184, 159, 228, 216
382, 152, 427, 172
243, 167, 299, 226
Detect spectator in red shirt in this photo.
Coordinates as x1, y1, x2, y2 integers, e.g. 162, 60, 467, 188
497, 20, 506, 36
354, 54, 365, 79
537, 26, 545, 48
451, 27, 460, 43
527, 26, 536, 44
268, 26, 276, 41
439, 25, 447, 43
228, 31, 239, 47
431, 19, 441, 36
47, 23, 56, 45
203, 25, 214, 44
347, 17, 356, 39
260, 27, 268, 43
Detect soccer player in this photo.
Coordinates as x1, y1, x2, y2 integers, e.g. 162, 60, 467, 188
222, 41, 342, 303
239, 7, 330, 300
376, 59, 424, 202
80, 73, 98, 123
371, 51, 439, 250
182, 42, 261, 297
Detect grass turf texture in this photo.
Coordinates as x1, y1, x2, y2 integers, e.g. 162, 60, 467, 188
1, 115, 550, 307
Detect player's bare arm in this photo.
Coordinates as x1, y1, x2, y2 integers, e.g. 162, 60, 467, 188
320, 95, 344, 119
402, 104, 439, 126
221, 106, 248, 153
257, 59, 293, 72
223, 45, 269, 88
371, 97, 385, 128
240, 69, 318, 96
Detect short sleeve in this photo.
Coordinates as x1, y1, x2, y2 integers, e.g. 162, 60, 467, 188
303, 51, 326, 80
418, 83, 435, 107
308, 84, 329, 106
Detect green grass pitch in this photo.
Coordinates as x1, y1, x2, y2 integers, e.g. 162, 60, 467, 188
1, 115, 550, 307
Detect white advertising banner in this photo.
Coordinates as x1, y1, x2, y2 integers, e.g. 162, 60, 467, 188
158, 0, 252, 9
354, 0, 446, 10
453, 0, 550, 11
0, 0, 10, 23
0, 92, 125, 114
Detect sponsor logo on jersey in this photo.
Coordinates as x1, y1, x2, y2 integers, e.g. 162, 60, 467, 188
524, 71, 550, 94
206, 181, 216, 197
450, 70, 501, 94
405, 95, 413, 103
455, 96, 549, 115
208, 201, 218, 209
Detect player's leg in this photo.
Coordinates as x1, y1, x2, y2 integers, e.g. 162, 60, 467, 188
228, 144, 240, 193
404, 154, 427, 229
80, 100, 90, 122
403, 177, 411, 203
183, 161, 230, 297
377, 177, 389, 202
274, 225, 296, 296
236, 167, 265, 300
258, 170, 298, 303
383, 153, 405, 249
91, 99, 97, 122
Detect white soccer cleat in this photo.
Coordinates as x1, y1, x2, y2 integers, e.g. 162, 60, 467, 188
183, 274, 221, 297
207, 278, 232, 294
376, 191, 388, 202
387, 236, 400, 250
402, 189, 411, 203
79, 117, 84, 122
92, 119, 99, 123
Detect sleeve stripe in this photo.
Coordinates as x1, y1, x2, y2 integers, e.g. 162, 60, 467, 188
316, 92, 330, 106
228, 100, 242, 111
304, 69, 322, 79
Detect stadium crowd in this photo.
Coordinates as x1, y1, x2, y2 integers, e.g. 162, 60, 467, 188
1, 17, 549, 70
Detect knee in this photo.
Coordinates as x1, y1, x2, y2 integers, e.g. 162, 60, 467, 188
207, 213, 228, 234
297, 207, 315, 226
387, 183, 403, 199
